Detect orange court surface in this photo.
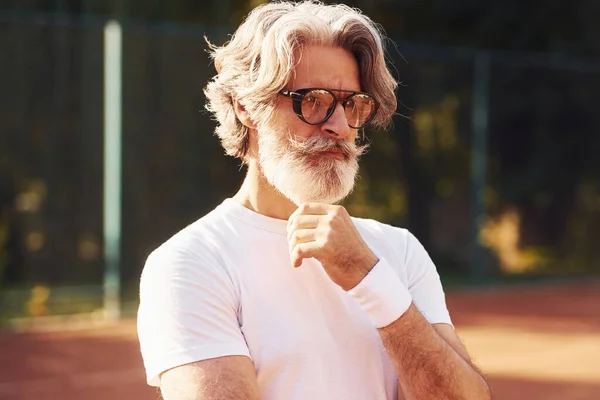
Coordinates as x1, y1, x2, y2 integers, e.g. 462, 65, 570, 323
1, 281, 598, 400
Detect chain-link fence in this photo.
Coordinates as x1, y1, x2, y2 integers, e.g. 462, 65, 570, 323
1, 14, 599, 321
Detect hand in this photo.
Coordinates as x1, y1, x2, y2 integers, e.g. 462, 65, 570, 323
286, 203, 379, 291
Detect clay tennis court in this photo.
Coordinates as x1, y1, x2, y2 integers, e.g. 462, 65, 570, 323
1, 281, 598, 400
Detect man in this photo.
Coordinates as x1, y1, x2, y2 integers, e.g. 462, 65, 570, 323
137, 1, 491, 399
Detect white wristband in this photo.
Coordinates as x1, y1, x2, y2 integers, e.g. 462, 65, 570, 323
348, 259, 412, 329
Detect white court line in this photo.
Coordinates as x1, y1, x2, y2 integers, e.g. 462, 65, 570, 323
0, 367, 144, 396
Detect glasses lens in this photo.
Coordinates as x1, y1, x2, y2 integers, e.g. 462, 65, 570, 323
301, 90, 335, 124
344, 94, 376, 128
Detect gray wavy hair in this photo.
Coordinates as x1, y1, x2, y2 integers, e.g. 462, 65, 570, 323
204, 0, 398, 162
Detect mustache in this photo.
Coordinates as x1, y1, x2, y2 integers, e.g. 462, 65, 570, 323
287, 135, 369, 159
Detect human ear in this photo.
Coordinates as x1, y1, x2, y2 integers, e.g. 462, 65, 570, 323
232, 98, 257, 130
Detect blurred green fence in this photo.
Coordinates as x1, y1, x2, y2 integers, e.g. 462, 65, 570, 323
1, 13, 599, 321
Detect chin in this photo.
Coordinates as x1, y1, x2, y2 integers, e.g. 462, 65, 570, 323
285, 189, 346, 206
271, 160, 358, 205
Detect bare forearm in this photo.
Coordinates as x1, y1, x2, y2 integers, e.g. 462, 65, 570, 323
379, 304, 490, 400
159, 357, 261, 400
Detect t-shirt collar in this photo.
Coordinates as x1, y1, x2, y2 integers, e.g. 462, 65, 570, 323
219, 198, 289, 235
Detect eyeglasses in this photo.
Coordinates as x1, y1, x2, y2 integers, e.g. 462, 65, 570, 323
279, 88, 379, 129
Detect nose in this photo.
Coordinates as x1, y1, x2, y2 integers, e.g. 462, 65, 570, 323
320, 102, 353, 141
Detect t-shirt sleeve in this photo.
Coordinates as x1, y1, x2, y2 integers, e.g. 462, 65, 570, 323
404, 231, 453, 326
137, 245, 250, 387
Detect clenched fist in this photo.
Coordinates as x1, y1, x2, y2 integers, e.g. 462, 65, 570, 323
286, 203, 379, 291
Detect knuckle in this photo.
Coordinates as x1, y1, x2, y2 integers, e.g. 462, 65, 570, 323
325, 219, 337, 232
324, 214, 336, 227
290, 219, 299, 232
333, 205, 347, 217
291, 233, 302, 247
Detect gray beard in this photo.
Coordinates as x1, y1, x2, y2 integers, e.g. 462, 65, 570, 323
257, 132, 362, 205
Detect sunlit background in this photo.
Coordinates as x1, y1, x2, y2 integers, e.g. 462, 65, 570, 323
0, 1, 599, 399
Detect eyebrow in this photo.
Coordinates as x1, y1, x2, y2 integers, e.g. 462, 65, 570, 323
331, 83, 361, 92
292, 79, 360, 91
292, 86, 362, 93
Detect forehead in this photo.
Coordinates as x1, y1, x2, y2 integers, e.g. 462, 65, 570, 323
289, 45, 361, 92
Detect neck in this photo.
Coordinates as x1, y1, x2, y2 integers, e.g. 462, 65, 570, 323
231, 160, 298, 220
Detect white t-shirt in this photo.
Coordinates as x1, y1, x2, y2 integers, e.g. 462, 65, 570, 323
137, 199, 452, 399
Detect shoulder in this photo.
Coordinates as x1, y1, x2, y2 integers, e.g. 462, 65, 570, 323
351, 216, 405, 236
352, 215, 452, 324
138, 206, 244, 322
351, 216, 411, 254
351, 216, 435, 277
142, 206, 232, 283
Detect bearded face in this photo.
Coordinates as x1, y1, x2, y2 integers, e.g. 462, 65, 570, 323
257, 125, 368, 205
247, 46, 373, 204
